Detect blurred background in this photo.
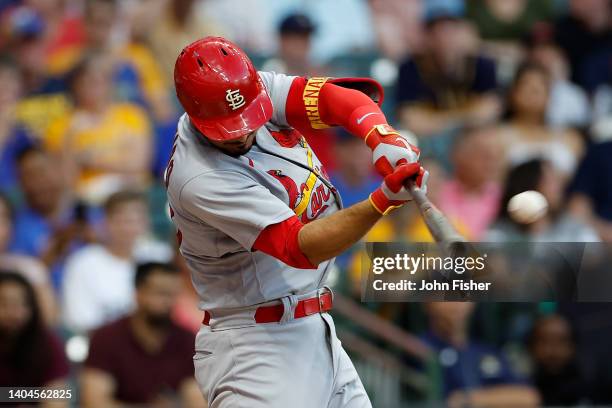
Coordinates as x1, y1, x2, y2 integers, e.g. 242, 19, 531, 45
1, 0, 612, 406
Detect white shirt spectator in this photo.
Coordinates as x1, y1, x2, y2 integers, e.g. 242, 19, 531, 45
547, 80, 590, 129
61, 239, 172, 333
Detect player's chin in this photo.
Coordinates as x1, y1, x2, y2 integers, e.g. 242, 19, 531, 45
225, 134, 256, 155
226, 143, 253, 156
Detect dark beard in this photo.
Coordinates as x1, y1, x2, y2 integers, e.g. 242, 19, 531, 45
144, 313, 172, 330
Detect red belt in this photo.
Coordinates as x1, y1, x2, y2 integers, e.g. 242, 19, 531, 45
202, 291, 333, 326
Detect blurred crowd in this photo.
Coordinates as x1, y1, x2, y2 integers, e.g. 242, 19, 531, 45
1, 0, 612, 406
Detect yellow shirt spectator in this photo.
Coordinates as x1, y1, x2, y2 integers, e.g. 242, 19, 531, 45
45, 103, 152, 204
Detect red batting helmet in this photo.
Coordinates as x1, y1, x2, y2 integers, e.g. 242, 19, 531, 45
174, 37, 273, 141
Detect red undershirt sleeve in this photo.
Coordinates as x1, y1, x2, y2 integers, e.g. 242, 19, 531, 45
285, 77, 390, 140
252, 215, 318, 269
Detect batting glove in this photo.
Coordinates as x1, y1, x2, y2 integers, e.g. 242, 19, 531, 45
369, 162, 429, 215
365, 124, 420, 177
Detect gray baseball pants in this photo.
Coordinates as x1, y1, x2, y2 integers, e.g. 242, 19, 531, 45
193, 291, 372, 408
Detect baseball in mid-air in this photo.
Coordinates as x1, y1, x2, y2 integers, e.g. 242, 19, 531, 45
507, 190, 548, 224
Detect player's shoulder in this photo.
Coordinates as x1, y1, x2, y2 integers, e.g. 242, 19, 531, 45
167, 124, 256, 204
258, 71, 299, 95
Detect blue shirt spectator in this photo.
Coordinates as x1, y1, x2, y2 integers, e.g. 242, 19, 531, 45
420, 302, 539, 406
0, 127, 33, 194
421, 331, 526, 396
395, 8, 501, 166
569, 141, 612, 222
396, 55, 497, 109
9, 147, 101, 290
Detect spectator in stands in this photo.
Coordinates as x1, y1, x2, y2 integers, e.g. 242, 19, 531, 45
81, 262, 204, 408
590, 74, 612, 145
367, 0, 424, 61
467, 0, 553, 74
201, 0, 376, 62
422, 302, 540, 407
0, 57, 34, 194
26, 0, 86, 76
528, 314, 592, 406
468, 0, 553, 41
487, 159, 599, 242
11, 146, 95, 274
0, 193, 58, 325
438, 125, 503, 239
554, 0, 612, 88
396, 3, 501, 162
149, 0, 224, 84
263, 13, 326, 77
52, 0, 174, 124
0, 272, 69, 402
62, 190, 172, 333
568, 141, 612, 242
45, 53, 153, 204
580, 43, 612, 97
3, 6, 71, 140
529, 43, 591, 129
115, 0, 184, 178
495, 63, 584, 176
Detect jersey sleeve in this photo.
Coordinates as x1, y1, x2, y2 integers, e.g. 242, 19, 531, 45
258, 71, 298, 127
179, 170, 295, 250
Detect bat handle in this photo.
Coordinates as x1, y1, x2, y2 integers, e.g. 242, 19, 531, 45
405, 180, 430, 211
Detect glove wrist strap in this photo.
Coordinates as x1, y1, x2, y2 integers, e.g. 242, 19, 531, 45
364, 124, 401, 149
369, 189, 404, 215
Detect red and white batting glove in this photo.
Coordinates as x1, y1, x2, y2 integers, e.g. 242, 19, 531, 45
365, 124, 420, 177
369, 162, 429, 215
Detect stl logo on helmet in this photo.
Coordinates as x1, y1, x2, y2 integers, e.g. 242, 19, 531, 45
225, 89, 246, 110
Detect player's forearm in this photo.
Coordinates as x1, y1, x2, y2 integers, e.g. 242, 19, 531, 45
298, 200, 381, 265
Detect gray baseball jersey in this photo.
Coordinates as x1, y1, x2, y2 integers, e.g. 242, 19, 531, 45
166, 71, 340, 312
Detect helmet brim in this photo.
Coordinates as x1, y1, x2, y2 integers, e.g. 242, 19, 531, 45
189, 88, 273, 142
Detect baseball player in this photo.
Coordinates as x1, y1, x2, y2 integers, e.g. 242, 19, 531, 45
166, 37, 428, 408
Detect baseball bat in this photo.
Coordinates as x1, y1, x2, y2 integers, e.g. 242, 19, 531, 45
405, 180, 480, 298
405, 180, 466, 247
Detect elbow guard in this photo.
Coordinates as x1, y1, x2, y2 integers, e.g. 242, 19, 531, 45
253, 216, 318, 269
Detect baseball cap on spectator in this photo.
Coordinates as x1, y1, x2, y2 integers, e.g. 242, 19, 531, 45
1, 6, 45, 42
424, 0, 465, 26
279, 13, 315, 36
